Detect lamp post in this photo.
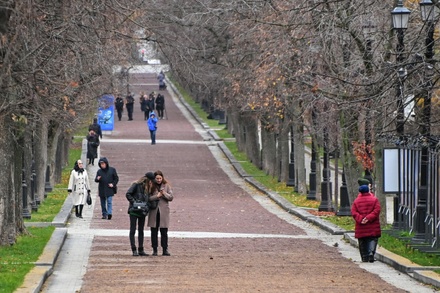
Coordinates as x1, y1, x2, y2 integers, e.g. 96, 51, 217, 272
308, 109, 317, 200
392, 0, 411, 138
391, 0, 411, 229
414, 0, 438, 242
287, 126, 296, 187
362, 20, 376, 185
318, 126, 334, 211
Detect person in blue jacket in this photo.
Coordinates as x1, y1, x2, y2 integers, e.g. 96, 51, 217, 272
147, 112, 158, 145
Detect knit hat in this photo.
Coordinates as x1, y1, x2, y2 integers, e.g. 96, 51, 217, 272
358, 178, 371, 186
145, 172, 155, 180
359, 185, 369, 194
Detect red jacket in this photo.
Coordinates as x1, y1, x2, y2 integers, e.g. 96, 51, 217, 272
351, 192, 381, 238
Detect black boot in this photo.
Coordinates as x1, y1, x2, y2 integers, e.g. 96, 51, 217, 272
138, 248, 148, 256
78, 205, 84, 218
162, 248, 170, 256
152, 247, 158, 256
107, 214, 112, 220
75, 205, 79, 217
132, 247, 139, 256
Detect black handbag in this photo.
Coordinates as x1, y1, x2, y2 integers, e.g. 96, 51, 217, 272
86, 191, 92, 205
129, 200, 149, 217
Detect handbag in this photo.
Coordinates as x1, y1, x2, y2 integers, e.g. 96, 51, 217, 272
129, 200, 149, 217
86, 191, 92, 205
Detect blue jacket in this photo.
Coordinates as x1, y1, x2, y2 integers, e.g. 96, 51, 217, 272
147, 112, 158, 131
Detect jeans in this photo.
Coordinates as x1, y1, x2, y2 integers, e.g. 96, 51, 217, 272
100, 196, 113, 216
150, 130, 156, 144
358, 237, 378, 261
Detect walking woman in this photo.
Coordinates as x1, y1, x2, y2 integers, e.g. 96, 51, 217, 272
126, 173, 156, 256
351, 185, 381, 262
148, 170, 173, 256
67, 160, 91, 219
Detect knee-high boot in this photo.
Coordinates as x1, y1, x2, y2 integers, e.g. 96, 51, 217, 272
78, 204, 84, 218
75, 205, 79, 217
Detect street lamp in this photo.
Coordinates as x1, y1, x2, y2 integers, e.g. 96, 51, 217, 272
392, 0, 411, 139
362, 20, 376, 185
391, 1, 411, 30
414, 0, 438, 242
318, 126, 334, 212
391, 0, 411, 229
308, 109, 317, 200
287, 126, 295, 187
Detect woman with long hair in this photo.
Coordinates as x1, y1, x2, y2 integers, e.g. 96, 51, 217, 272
148, 170, 173, 256
126, 172, 157, 256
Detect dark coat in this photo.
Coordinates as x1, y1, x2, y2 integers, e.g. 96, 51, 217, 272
115, 97, 124, 110
88, 123, 102, 139
141, 98, 149, 112
351, 192, 381, 239
95, 157, 119, 198
146, 98, 155, 112
126, 182, 149, 215
155, 94, 165, 110
86, 133, 100, 159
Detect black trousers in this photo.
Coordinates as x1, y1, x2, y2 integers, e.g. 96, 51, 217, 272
156, 107, 164, 119
116, 108, 123, 121
126, 104, 134, 120
129, 214, 146, 250
150, 210, 168, 249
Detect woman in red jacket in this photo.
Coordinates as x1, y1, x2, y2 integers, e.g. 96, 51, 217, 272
351, 185, 381, 262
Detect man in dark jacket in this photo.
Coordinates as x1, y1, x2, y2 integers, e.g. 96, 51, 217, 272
126, 93, 135, 121
88, 118, 102, 139
95, 157, 119, 219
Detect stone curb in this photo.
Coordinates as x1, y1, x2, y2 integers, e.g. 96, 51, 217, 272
15, 228, 68, 293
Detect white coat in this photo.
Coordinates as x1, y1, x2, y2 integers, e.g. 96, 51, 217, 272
68, 169, 91, 205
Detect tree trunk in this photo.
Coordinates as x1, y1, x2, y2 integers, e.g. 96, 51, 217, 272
0, 115, 26, 245
34, 118, 49, 202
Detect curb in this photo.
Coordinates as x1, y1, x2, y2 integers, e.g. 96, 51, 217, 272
15, 228, 68, 293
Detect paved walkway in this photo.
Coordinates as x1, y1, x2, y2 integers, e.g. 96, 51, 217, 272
30, 69, 438, 292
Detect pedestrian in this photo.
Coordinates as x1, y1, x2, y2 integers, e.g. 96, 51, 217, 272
141, 94, 149, 120
155, 93, 165, 119
88, 118, 102, 139
148, 170, 173, 256
147, 112, 158, 145
67, 159, 91, 219
157, 71, 166, 90
351, 184, 381, 263
126, 93, 135, 121
86, 129, 100, 166
139, 91, 145, 111
95, 157, 119, 220
126, 173, 157, 256
146, 92, 155, 114
115, 94, 124, 121
358, 177, 374, 194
